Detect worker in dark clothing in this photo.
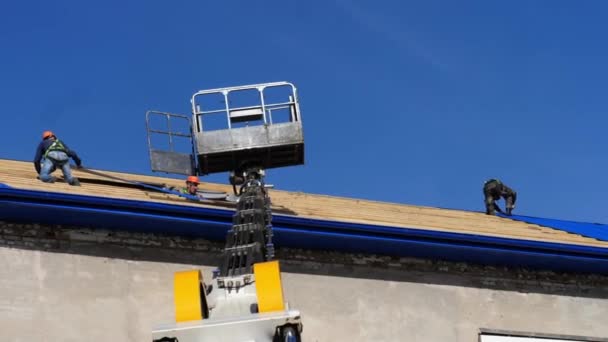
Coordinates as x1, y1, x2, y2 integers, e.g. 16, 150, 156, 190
483, 179, 517, 216
34, 131, 82, 186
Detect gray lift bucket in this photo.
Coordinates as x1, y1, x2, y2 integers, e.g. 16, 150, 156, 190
191, 82, 305, 174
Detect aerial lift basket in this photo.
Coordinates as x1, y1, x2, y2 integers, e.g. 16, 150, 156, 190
146, 82, 304, 176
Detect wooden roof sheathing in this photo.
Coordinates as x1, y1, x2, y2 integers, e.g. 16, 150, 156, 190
1, 158, 607, 248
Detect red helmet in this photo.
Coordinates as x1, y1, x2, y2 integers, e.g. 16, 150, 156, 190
186, 176, 199, 184
42, 131, 54, 139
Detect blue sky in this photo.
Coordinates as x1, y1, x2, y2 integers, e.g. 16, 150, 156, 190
1, 1, 608, 223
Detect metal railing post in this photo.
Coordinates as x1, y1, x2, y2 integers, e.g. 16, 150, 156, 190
258, 86, 269, 124
166, 114, 174, 152
223, 90, 231, 129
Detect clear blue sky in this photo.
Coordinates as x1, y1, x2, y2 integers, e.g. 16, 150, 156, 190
2, 1, 607, 223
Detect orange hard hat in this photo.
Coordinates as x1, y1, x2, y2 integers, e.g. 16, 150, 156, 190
186, 176, 199, 184
42, 131, 54, 139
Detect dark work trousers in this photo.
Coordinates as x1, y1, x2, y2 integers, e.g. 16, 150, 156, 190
483, 183, 501, 215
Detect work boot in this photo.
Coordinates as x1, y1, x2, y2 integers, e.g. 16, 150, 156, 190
69, 178, 81, 186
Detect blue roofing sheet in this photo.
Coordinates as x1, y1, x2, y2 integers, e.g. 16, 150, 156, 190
502, 214, 608, 242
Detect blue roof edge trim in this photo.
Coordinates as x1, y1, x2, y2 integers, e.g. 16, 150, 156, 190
1, 187, 607, 274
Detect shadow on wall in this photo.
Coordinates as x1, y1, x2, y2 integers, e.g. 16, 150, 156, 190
1, 221, 607, 300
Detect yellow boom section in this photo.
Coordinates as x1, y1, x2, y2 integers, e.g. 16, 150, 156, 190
254, 260, 285, 313
174, 270, 203, 322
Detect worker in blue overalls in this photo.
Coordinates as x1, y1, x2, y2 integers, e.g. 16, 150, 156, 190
34, 130, 82, 186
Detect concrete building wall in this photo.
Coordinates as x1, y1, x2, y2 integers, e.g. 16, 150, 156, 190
1, 222, 607, 342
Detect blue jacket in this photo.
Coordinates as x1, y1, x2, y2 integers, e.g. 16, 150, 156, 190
34, 138, 82, 174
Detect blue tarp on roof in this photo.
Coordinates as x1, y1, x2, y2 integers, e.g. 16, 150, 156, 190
503, 214, 608, 242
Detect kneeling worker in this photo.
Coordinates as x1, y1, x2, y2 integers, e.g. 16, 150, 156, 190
483, 179, 517, 216
34, 130, 82, 186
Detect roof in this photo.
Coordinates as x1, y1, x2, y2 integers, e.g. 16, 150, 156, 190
1, 158, 607, 274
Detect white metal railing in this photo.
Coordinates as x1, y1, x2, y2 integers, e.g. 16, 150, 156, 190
190, 81, 300, 132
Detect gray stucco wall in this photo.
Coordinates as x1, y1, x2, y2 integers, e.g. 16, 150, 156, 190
1, 222, 607, 342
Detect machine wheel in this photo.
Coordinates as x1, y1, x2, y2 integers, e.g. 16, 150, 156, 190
283, 326, 299, 342
275, 325, 300, 342
153, 337, 178, 342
